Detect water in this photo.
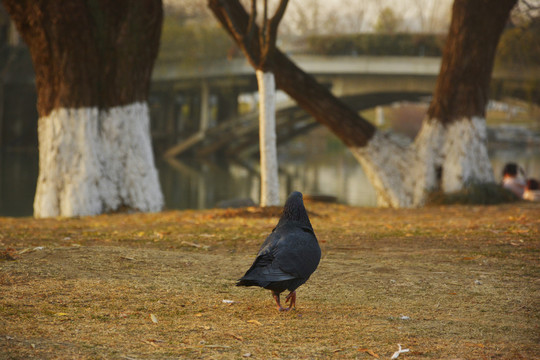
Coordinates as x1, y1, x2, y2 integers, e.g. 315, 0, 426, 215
1, 127, 539, 217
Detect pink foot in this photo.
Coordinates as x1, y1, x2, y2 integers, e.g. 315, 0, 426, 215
272, 291, 286, 311
285, 291, 296, 310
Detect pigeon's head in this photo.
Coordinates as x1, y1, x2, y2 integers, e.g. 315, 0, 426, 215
278, 191, 312, 228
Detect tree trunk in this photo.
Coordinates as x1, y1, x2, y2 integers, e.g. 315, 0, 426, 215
3, 0, 164, 217
209, 0, 516, 207
257, 70, 280, 206
348, 0, 516, 207
410, 0, 517, 204
208, 0, 287, 206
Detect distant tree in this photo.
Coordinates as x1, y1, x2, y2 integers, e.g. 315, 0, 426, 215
337, 0, 368, 34
3, 0, 164, 217
210, 0, 517, 207
410, 0, 452, 33
496, 13, 540, 69
163, 0, 210, 21
279, 0, 368, 36
281, 0, 320, 36
209, 0, 289, 206
159, 0, 237, 63
159, 12, 234, 63
374, 7, 402, 33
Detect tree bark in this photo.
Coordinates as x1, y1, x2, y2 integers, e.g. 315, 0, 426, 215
428, 0, 517, 123
3, 0, 164, 217
409, 0, 517, 204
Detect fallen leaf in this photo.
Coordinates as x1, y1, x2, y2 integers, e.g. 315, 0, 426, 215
358, 348, 379, 358
142, 339, 160, 348
150, 314, 158, 323
204, 344, 231, 349
332, 348, 344, 353
181, 241, 210, 250
55, 313, 69, 316
242, 353, 252, 357
247, 319, 262, 326
227, 333, 243, 341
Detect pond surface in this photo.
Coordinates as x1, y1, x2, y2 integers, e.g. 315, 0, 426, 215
1, 127, 539, 217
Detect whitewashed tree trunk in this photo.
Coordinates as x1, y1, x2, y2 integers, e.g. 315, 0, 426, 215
34, 102, 163, 218
350, 116, 494, 208
438, 117, 494, 192
350, 131, 413, 207
256, 70, 280, 206
411, 116, 494, 205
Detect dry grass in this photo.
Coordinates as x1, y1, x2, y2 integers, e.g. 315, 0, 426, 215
1, 202, 539, 359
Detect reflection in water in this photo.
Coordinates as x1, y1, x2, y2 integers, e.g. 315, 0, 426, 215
0, 150, 39, 217
1, 127, 539, 217
157, 127, 378, 210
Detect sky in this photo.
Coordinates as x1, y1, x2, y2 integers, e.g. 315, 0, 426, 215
164, 0, 455, 34
281, 0, 454, 33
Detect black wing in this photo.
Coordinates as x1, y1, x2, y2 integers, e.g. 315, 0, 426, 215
237, 231, 295, 286
237, 224, 320, 286
272, 225, 321, 280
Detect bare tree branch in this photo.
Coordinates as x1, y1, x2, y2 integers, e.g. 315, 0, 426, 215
218, 1, 244, 38
269, 0, 289, 30
246, 0, 257, 45
260, 0, 269, 51
522, 0, 540, 10
209, 0, 289, 70
260, 0, 289, 69
209, 0, 260, 65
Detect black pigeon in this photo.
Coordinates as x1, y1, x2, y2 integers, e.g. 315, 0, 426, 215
237, 191, 321, 311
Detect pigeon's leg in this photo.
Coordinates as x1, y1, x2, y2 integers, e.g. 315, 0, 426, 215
285, 291, 296, 310
272, 291, 288, 311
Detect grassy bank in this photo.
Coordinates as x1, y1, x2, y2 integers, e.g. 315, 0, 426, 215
1, 202, 539, 359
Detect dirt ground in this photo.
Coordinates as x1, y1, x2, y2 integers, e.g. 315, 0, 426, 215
0, 201, 539, 359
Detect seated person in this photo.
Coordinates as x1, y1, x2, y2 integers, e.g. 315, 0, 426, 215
501, 162, 526, 198
523, 179, 540, 202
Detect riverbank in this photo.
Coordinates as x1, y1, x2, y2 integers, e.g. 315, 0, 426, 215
1, 202, 539, 359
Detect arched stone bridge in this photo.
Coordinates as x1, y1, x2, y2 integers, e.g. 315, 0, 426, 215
150, 55, 539, 157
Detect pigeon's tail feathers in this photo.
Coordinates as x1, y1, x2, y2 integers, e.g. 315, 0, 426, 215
236, 278, 270, 287
237, 258, 297, 289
